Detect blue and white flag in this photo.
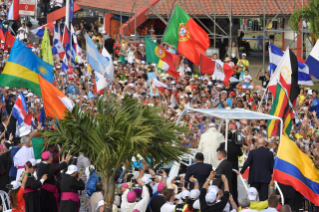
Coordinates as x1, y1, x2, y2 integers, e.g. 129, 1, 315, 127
12, 92, 28, 125
61, 54, 70, 73
69, 0, 74, 22
305, 39, 319, 80
86, 33, 109, 74
101, 47, 114, 83
52, 27, 65, 59
269, 44, 313, 86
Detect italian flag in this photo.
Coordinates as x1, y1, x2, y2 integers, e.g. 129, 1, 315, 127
145, 37, 181, 78
163, 4, 210, 66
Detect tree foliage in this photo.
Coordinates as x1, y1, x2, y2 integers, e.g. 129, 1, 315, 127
41, 95, 190, 211
289, 0, 319, 44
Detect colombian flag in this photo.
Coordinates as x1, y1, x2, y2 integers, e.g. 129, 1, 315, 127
267, 82, 293, 137
274, 135, 319, 205
0, 39, 54, 97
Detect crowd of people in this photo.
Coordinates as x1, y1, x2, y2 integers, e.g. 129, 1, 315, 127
0, 11, 317, 212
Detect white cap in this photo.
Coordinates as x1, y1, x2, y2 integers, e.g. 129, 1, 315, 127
242, 53, 247, 56
189, 78, 194, 82
139, 44, 144, 47
190, 189, 200, 200
66, 165, 78, 175
181, 190, 190, 199
102, 31, 106, 34
162, 77, 167, 81
11, 181, 21, 190
26, 92, 33, 97
23, 90, 28, 95
242, 85, 247, 89
208, 123, 216, 128
205, 191, 217, 203
141, 61, 145, 64
208, 185, 219, 194
248, 85, 254, 89
207, 81, 212, 86
19, 125, 31, 137
203, 77, 209, 81
141, 176, 152, 184
247, 187, 258, 200
221, 90, 227, 94
216, 84, 223, 88
28, 158, 37, 167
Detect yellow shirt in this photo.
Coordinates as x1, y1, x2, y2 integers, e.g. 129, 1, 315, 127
237, 59, 250, 70
299, 94, 305, 104
239, 201, 268, 211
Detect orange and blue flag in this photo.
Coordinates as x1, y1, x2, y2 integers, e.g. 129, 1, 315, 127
274, 135, 319, 205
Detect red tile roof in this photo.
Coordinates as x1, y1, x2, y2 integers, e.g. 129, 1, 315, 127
77, 0, 307, 17
77, 0, 154, 15
147, 0, 307, 17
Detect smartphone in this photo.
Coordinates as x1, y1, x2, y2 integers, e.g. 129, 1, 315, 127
131, 179, 137, 183
156, 170, 163, 175
175, 176, 181, 181
215, 174, 221, 178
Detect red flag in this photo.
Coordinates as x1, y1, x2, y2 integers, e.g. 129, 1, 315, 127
200, 54, 234, 85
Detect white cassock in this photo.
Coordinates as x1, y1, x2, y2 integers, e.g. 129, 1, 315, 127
13, 146, 35, 181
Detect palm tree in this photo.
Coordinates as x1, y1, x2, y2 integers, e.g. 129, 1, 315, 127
289, 0, 319, 44
42, 95, 190, 212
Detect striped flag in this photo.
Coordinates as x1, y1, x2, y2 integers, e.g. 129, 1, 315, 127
267, 82, 294, 137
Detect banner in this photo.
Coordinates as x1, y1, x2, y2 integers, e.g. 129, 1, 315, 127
148, 72, 158, 97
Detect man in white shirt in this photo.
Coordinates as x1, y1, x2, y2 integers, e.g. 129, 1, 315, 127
13, 135, 35, 181
16, 28, 27, 41
240, 197, 258, 212
260, 195, 279, 212
160, 189, 176, 212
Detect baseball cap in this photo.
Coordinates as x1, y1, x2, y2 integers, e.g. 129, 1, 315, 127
208, 185, 219, 194
205, 191, 217, 203
247, 187, 258, 200
141, 176, 152, 185
10, 181, 21, 190
216, 84, 223, 88
221, 90, 227, 94
242, 53, 247, 56
190, 189, 200, 200
66, 165, 78, 175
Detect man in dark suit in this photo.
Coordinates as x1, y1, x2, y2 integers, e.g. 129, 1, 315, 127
104, 34, 115, 55
0, 115, 12, 140
185, 152, 213, 189
237, 138, 274, 201
219, 131, 243, 204
213, 147, 233, 193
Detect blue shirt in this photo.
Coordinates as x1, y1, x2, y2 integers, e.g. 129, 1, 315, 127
9, 146, 21, 178
67, 84, 78, 94
218, 98, 233, 108
310, 97, 319, 118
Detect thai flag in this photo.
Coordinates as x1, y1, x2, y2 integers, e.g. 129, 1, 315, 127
7, 0, 19, 20
31, 22, 55, 38
12, 92, 28, 125
269, 44, 313, 86
306, 39, 319, 80
52, 27, 65, 59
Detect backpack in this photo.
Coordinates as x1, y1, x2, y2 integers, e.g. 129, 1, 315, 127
86, 171, 100, 197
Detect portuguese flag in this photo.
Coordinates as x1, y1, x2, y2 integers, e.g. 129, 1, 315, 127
163, 4, 210, 66
267, 82, 294, 137
145, 37, 181, 78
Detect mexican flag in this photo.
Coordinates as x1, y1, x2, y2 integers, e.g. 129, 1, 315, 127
145, 37, 181, 78
163, 4, 210, 66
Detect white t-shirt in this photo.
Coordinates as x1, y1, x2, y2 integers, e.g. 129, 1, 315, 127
243, 74, 252, 83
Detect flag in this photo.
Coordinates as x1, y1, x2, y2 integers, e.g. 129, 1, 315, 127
163, 4, 210, 66
305, 39, 319, 80
86, 33, 109, 74
31, 22, 55, 38
40, 27, 54, 66
61, 54, 70, 73
268, 49, 299, 104
145, 37, 160, 63
267, 82, 294, 137
274, 134, 319, 205
157, 47, 180, 78
62, 25, 71, 45
101, 47, 114, 82
71, 24, 82, 63
39, 107, 46, 127
69, 0, 74, 22
200, 54, 234, 85
152, 78, 170, 93
0, 39, 54, 97
23, 114, 36, 129
0, 22, 15, 49
52, 27, 65, 59
12, 92, 28, 125
269, 44, 312, 85
67, 66, 74, 78
7, 0, 19, 20
38, 75, 74, 119
95, 71, 109, 92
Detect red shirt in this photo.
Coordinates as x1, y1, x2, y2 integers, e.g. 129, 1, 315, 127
9, 187, 25, 212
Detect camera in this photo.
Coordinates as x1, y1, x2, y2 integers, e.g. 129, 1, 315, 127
131, 179, 137, 184
215, 174, 221, 178
232, 131, 243, 146
156, 170, 163, 175
6, 184, 13, 189
175, 176, 180, 181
